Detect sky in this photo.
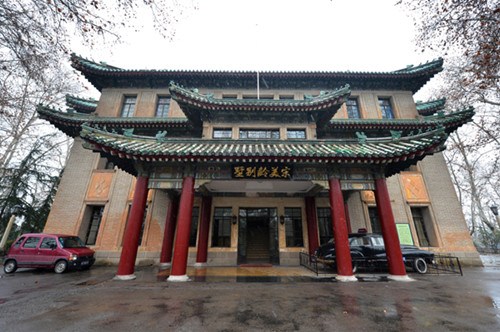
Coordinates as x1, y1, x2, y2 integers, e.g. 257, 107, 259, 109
72, 0, 438, 99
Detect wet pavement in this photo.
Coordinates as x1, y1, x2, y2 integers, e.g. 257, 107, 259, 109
0, 264, 499, 331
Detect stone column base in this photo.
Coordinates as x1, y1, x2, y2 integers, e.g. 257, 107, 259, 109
113, 274, 136, 281
336, 275, 358, 282
167, 275, 190, 282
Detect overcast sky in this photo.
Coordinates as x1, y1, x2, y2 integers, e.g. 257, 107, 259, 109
73, 0, 438, 98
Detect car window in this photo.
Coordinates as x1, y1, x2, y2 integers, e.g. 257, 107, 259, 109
371, 236, 385, 246
362, 237, 371, 245
13, 237, 25, 248
40, 237, 57, 249
58, 236, 85, 248
22, 237, 41, 249
350, 237, 363, 246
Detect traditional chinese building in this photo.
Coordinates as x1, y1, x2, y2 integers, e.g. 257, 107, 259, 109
38, 54, 480, 281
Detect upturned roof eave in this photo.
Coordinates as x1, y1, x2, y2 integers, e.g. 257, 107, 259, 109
70, 53, 444, 93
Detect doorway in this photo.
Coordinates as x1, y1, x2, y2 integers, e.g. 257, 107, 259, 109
237, 208, 279, 265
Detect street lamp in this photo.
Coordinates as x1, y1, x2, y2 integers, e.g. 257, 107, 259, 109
490, 206, 500, 228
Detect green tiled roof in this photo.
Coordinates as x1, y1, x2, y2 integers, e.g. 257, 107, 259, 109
65, 95, 98, 114
37, 105, 190, 137
326, 107, 474, 134
415, 98, 446, 116
80, 124, 448, 177
170, 82, 351, 127
71, 54, 443, 93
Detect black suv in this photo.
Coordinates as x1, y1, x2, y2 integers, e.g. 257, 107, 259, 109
315, 233, 435, 274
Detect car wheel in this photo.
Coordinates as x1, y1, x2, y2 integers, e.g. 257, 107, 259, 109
54, 260, 68, 274
413, 257, 428, 274
3, 260, 17, 274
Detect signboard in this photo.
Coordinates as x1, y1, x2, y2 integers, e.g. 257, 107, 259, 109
231, 164, 293, 179
396, 223, 414, 245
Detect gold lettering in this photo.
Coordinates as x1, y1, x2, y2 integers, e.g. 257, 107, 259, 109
246, 166, 257, 178
233, 166, 245, 178
270, 167, 280, 178
257, 166, 269, 178
280, 166, 291, 178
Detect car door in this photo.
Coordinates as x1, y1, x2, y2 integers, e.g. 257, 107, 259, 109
17, 236, 41, 266
37, 236, 58, 266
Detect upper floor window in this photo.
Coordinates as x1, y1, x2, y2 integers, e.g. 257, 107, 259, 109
155, 97, 170, 118
121, 96, 137, 117
287, 129, 306, 139
239, 129, 280, 139
213, 128, 232, 139
279, 95, 295, 100
378, 98, 394, 119
222, 94, 237, 99
346, 98, 361, 119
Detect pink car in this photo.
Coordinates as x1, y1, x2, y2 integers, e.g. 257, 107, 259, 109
3, 233, 95, 274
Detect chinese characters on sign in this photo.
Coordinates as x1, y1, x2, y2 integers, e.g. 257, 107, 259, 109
231, 164, 293, 179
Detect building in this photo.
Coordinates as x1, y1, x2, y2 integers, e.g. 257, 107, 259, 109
38, 54, 481, 281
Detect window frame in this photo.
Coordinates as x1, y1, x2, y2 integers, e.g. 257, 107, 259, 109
121, 96, 137, 118
213, 128, 233, 139
211, 207, 232, 248
284, 207, 304, 247
346, 97, 361, 119
286, 129, 306, 139
378, 97, 395, 119
155, 96, 171, 118
239, 128, 280, 140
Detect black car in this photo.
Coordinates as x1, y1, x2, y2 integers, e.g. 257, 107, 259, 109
315, 233, 435, 274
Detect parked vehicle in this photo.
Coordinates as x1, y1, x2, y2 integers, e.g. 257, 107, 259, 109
315, 232, 435, 274
3, 233, 95, 274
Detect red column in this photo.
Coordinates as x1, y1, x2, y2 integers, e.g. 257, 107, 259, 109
374, 178, 407, 277
195, 196, 212, 266
115, 175, 149, 280
168, 176, 195, 281
305, 196, 319, 255
159, 194, 179, 268
328, 178, 356, 281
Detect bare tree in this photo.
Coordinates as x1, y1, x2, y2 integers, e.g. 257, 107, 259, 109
0, 0, 196, 234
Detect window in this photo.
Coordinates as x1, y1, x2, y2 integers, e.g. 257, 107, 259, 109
284, 208, 304, 247
84, 206, 104, 245
411, 207, 431, 247
279, 95, 295, 100
213, 128, 232, 139
287, 129, 306, 139
222, 94, 237, 99
378, 98, 394, 119
13, 237, 25, 248
317, 208, 332, 245
368, 207, 382, 234
346, 98, 361, 119
22, 237, 40, 249
212, 208, 232, 247
239, 129, 280, 139
40, 237, 57, 249
121, 96, 137, 117
155, 97, 170, 118
189, 207, 200, 247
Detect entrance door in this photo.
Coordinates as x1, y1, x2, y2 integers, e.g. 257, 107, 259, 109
237, 208, 279, 264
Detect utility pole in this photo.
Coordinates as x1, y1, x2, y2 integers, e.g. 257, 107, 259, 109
0, 214, 16, 250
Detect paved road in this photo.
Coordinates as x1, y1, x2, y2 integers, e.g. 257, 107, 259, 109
0, 266, 499, 331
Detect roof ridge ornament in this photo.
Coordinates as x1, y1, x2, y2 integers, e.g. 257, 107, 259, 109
356, 132, 367, 144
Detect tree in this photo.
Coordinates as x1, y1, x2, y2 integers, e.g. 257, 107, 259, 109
399, 0, 499, 104
400, 1, 500, 250
0, 0, 196, 234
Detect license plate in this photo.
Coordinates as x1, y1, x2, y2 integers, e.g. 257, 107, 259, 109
81, 261, 89, 266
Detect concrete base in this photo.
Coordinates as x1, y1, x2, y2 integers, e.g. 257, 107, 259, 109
113, 274, 136, 281
158, 262, 171, 269
167, 275, 190, 282
388, 274, 414, 282
194, 262, 207, 268
336, 275, 358, 282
